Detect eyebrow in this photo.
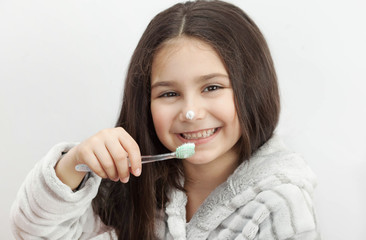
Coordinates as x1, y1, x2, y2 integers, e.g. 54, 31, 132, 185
150, 80, 175, 90
151, 73, 229, 89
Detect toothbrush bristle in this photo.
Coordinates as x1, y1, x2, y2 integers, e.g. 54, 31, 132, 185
175, 143, 195, 159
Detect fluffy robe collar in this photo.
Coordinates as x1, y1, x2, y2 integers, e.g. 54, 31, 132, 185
163, 135, 317, 239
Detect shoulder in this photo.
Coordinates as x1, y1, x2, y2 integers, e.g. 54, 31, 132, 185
223, 180, 319, 239
229, 134, 317, 195
224, 135, 319, 239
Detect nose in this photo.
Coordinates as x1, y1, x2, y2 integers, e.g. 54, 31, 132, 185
179, 98, 204, 121
185, 110, 195, 120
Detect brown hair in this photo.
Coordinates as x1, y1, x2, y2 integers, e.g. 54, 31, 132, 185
92, 1, 280, 239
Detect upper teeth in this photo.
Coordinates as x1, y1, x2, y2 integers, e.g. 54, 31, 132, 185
182, 128, 216, 140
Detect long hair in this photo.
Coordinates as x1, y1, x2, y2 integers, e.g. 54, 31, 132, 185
92, 1, 280, 239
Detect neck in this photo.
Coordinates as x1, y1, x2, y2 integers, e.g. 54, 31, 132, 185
183, 149, 239, 222
183, 149, 239, 194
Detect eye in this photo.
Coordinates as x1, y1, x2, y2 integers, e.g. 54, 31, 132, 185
159, 91, 178, 98
203, 85, 222, 92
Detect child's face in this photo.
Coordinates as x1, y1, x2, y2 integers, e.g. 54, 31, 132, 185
150, 37, 241, 165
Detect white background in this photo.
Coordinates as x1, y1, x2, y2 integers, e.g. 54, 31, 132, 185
1, 0, 365, 239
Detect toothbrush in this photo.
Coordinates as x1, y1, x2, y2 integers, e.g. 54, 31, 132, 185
75, 143, 195, 172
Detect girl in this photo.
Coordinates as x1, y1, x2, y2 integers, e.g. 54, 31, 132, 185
10, 1, 320, 239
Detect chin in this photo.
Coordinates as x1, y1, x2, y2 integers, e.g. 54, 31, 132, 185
183, 155, 214, 165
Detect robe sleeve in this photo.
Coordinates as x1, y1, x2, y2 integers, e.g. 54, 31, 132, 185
9, 142, 110, 239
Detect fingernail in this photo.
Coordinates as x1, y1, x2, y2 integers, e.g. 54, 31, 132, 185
135, 168, 141, 176
113, 177, 119, 182
121, 176, 129, 183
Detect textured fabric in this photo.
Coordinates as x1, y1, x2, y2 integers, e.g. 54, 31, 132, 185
160, 135, 320, 239
10, 135, 320, 239
10, 142, 117, 240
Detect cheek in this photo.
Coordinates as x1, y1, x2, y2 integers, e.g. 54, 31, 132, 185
151, 103, 176, 140
212, 94, 241, 142
151, 105, 166, 135
212, 94, 238, 124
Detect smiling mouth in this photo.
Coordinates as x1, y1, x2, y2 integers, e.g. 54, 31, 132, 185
180, 128, 218, 140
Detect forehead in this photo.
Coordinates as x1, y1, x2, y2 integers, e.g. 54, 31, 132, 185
153, 36, 218, 63
156, 36, 214, 54
151, 36, 227, 83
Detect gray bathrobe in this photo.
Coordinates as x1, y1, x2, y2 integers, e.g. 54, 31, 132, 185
10, 135, 320, 239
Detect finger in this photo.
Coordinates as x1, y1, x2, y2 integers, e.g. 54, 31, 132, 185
93, 145, 119, 181
79, 151, 108, 179
116, 128, 142, 177
105, 138, 130, 183
75, 144, 108, 178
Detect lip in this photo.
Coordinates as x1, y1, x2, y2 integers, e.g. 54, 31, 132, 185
177, 127, 221, 145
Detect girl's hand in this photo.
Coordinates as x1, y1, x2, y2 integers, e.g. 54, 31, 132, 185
73, 127, 142, 183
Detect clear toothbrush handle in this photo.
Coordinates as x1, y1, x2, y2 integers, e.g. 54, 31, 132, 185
75, 152, 176, 172
141, 152, 176, 163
